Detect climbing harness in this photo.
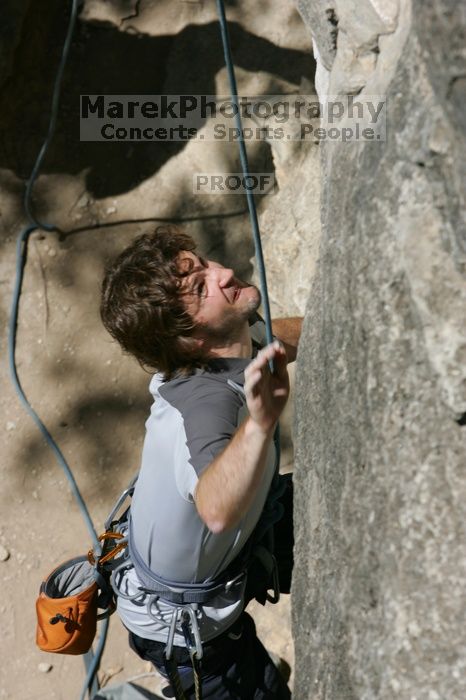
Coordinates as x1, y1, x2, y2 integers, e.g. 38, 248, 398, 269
11, 0, 286, 698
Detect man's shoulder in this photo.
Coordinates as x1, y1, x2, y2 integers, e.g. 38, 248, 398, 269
159, 368, 241, 400
158, 365, 246, 420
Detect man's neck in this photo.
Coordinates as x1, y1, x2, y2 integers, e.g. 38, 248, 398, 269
204, 323, 253, 360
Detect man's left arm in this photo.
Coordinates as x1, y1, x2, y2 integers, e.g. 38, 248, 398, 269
272, 317, 303, 363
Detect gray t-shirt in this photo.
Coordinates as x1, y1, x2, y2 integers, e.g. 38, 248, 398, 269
117, 323, 276, 645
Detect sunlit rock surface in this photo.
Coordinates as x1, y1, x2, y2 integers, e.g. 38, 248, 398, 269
293, 0, 466, 698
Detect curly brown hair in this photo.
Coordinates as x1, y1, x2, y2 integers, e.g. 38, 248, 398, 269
100, 225, 206, 379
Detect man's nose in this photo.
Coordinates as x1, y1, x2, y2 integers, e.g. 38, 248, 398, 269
207, 261, 234, 286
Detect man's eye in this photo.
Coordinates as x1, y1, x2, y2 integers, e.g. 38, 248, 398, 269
197, 282, 206, 298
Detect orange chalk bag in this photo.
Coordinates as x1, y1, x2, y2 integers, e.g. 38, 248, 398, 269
35, 526, 127, 655
36, 556, 99, 655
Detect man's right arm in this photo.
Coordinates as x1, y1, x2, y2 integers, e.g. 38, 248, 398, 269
193, 342, 289, 534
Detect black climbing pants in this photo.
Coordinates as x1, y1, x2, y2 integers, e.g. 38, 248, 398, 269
129, 611, 291, 699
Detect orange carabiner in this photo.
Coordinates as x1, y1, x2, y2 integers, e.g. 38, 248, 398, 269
88, 531, 127, 566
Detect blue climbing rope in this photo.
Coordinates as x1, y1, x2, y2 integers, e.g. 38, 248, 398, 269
7, 1, 107, 698
216, 0, 274, 349
9, 228, 99, 548
216, 0, 281, 479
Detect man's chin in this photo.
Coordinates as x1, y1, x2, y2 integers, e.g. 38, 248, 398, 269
245, 289, 262, 316
237, 282, 261, 309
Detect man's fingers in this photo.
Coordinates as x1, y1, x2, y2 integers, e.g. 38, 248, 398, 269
244, 369, 262, 397
246, 341, 286, 372
244, 341, 289, 399
271, 343, 288, 377
244, 341, 290, 430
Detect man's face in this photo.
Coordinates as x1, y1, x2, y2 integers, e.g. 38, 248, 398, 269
177, 251, 261, 342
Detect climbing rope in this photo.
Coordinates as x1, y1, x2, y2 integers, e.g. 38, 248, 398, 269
216, 0, 274, 348
216, 0, 281, 478
8, 1, 107, 698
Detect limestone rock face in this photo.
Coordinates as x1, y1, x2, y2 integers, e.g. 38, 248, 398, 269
293, 1, 466, 698
253, 115, 321, 318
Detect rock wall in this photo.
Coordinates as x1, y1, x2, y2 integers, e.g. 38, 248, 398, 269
293, 1, 466, 698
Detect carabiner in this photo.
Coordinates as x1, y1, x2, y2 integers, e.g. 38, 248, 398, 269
180, 607, 203, 660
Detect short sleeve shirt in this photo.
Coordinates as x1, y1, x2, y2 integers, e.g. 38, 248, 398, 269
116, 317, 277, 644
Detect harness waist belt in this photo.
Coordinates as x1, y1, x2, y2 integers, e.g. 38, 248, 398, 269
128, 518, 245, 606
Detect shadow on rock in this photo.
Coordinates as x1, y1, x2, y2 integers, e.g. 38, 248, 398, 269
0, 2, 314, 199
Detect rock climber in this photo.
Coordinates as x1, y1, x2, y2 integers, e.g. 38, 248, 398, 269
100, 225, 301, 699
